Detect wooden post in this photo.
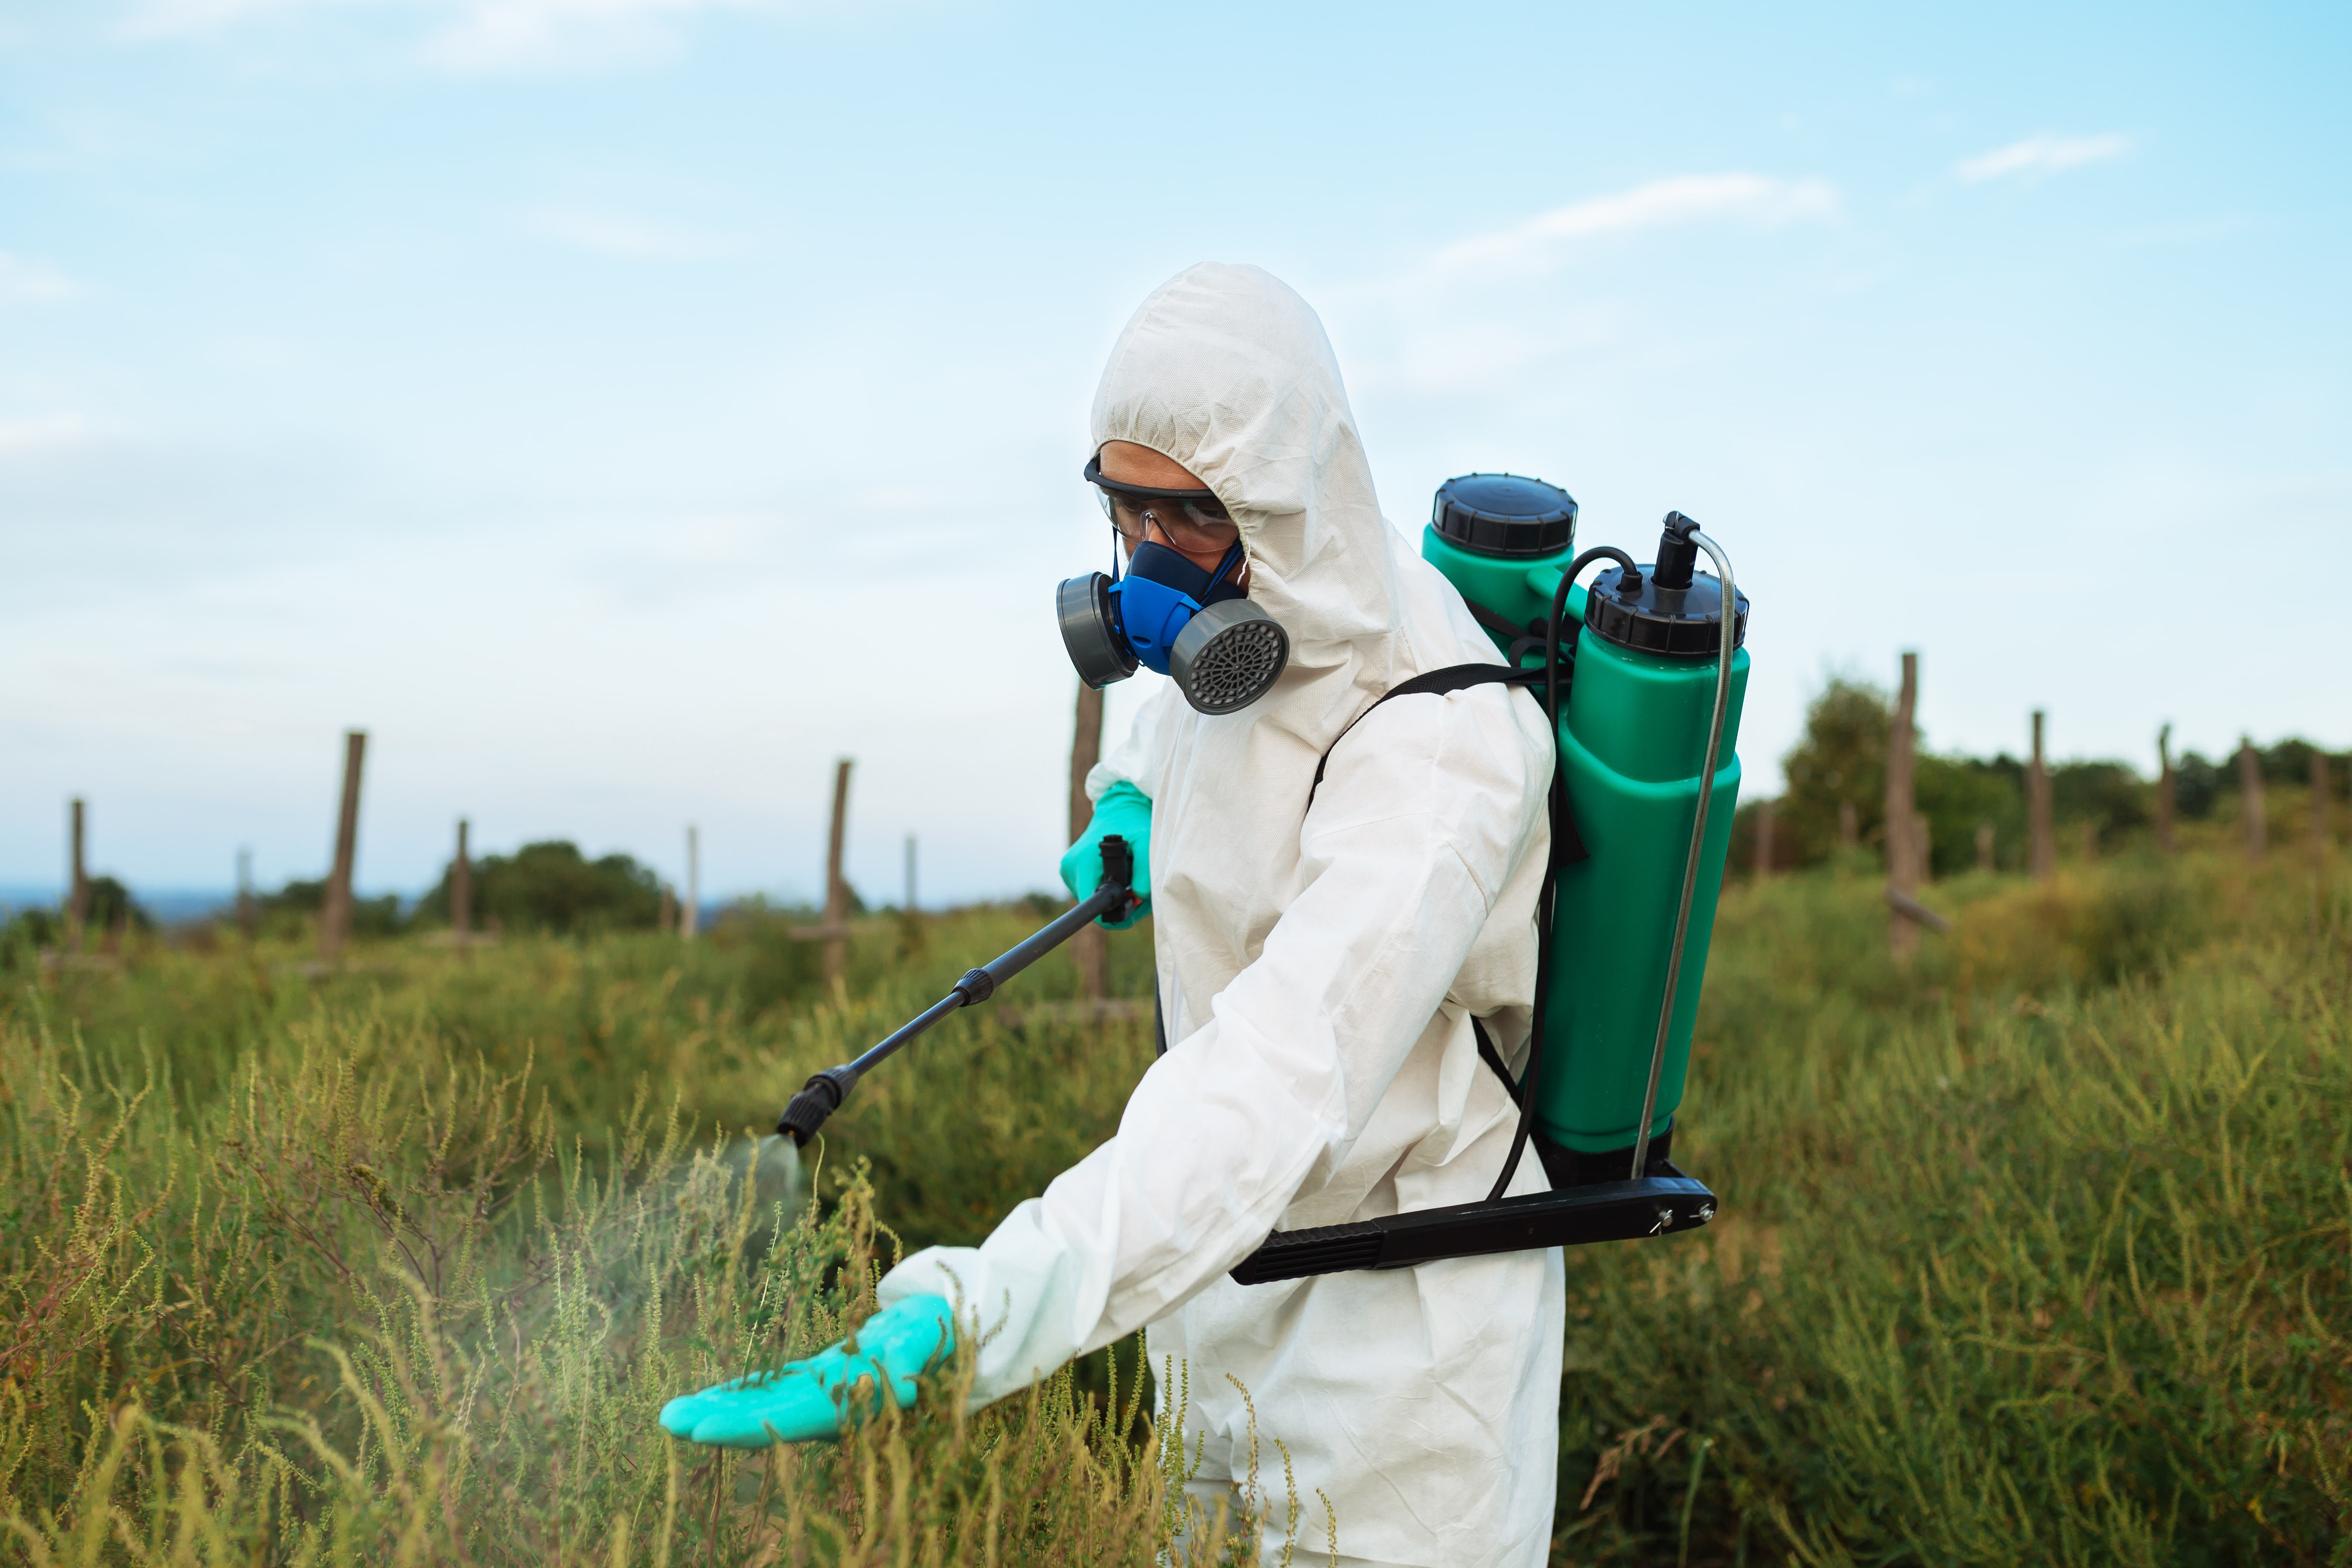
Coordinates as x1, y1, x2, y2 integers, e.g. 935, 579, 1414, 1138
2028, 710, 2055, 882
2238, 738, 2266, 859
824, 758, 852, 986
2154, 724, 2176, 855
2313, 751, 2333, 858
1886, 652, 1920, 959
1838, 799, 1859, 853
67, 798, 90, 952
1975, 821, 1996, 873
1069, 681, 1109, 1000
451, 819, 472, 955
236, 847, 257, 938
319, 730, 367, 963
1752, 798, 1775, 882
683, 826, 700, 939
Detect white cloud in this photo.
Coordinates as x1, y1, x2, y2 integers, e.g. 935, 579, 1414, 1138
425, 0, 763, 70
1402, 174, 1838, 291
525, 206, 737, 259
122, 0, 789, 70
0, 251, 89, 303
1955, 132, 2132, 184
0, 415, 95, 456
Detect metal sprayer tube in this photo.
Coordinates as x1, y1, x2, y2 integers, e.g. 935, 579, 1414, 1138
844, 880, 1131, 1078
1629, 530, 1736, 1181
843, 992, 971, 1078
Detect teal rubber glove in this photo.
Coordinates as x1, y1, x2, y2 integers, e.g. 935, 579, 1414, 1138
1059, 781, 1152, 929
658, 1294, 954, 1448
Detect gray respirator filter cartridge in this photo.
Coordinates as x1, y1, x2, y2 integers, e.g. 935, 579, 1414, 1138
1055, 573, 1289, 715
1167, 600, 1289, 714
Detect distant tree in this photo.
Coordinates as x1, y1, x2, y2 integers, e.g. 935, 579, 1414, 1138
1916, 754, 2025, 875
81, 876, 153, 932
1777, 678, 1891, 864
2051, 761, 2150, 839
259, 877, 401, 939
413, 841, 661, 935
2175, 751, 2222, 820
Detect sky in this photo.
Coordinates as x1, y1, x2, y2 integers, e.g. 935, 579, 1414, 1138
2, 0, 2346, 906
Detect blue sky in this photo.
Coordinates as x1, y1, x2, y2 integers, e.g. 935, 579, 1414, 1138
2, 1, 2346, 905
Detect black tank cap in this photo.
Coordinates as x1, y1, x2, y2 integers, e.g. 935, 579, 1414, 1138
1585, 517, 1749, 658
1431, 473, 1577, 558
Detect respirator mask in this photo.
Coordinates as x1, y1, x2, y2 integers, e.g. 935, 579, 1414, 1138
1056, 455, 1290, 715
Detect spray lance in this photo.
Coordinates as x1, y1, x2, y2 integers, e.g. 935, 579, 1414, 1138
774, 836, 1139, 1145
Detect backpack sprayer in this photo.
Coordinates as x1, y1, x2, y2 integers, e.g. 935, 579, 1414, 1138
775, 473, 1748, 1286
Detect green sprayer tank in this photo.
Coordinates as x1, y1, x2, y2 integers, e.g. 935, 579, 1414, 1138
1423, 474, 1750, 1183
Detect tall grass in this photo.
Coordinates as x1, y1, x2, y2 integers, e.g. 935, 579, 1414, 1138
1, 854, 2344, 1563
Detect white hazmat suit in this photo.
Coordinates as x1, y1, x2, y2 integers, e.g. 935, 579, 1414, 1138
878, 263, 1564, 1567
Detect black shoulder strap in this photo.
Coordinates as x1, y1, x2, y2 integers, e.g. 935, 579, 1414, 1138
1306, 662, 1539, 808
1472, 1015, 1522, 1106
1307, 659, 1591, 861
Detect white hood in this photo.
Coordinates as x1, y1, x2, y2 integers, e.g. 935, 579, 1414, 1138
1092, 263, 1401, 726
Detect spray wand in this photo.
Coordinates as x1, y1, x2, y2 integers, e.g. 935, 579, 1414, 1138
775, 836, 1138, 1146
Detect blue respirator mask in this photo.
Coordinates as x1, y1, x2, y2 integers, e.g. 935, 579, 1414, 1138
1056, 456, 1291, 715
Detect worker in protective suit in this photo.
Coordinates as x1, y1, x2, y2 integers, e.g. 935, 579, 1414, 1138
662, 262, 1564, 1567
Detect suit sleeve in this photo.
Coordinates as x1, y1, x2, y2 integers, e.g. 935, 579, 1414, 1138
878, 682, 1549, 1407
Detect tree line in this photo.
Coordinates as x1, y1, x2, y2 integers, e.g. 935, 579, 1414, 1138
1736, 677, 2344, 874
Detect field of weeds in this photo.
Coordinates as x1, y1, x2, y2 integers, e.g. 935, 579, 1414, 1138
1, 848, 2346, 1565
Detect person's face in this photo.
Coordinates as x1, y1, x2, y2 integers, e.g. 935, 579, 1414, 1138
1096, 440, 1247, 583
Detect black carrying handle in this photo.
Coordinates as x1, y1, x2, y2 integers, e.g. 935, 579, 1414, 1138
776, 836, 1137, 1146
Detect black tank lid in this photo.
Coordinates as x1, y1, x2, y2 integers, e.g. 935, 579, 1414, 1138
1583, 513, 1751, 659
1431, 473, 1577, 558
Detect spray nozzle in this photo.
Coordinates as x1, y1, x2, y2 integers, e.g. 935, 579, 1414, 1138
1652, 512, 1701, 590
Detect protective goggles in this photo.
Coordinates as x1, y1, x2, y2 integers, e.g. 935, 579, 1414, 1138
1083, 453, 1240, 555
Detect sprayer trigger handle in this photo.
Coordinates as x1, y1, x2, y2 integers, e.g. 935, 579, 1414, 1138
1097, 833, 1133, 894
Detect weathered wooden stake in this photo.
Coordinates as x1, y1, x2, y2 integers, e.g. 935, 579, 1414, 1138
1752, 798, 1775, 882
1975, 821, 1996, 873
2028, 710, 2055, 882
1069, 680, 1109, 1001
2313, 751, 2333, 858
2238, 738, 2266, 859
319, 731, 367, 963
2155, 723, 2177, 854
683, 826, 700, 940
67, 798, 90, 952
824, 759, 853, 986
236, 847, 257, 938
452, 819, 473, 957
1886, 652, 1921, 959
